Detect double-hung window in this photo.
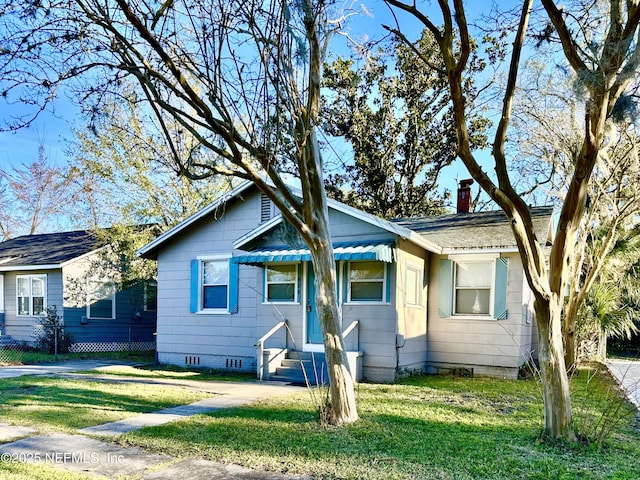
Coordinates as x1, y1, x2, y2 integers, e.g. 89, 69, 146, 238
17, 275, 46, 316
144, 280, 157, 312
190, 255, 238, 314
202, 259, 229, 310
265, 264, 298, 302
405, 263, 423, 307
87, 277, 116, 319
453, 260, 492, 315
439, 256, 509, 319
348, 261, 386, 302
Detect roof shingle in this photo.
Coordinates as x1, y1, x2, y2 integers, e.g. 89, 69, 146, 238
393, 206, 554, 251
0, 230, 105, 269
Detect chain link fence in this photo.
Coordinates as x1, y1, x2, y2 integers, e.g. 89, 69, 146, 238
0, 323, 155, 364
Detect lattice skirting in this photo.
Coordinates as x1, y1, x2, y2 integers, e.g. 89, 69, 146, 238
69, 341, 156, 353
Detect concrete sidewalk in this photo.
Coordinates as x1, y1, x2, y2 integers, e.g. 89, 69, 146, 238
607, 359, 640, 409
0, 360, 310, 479
0, 360, 140, 378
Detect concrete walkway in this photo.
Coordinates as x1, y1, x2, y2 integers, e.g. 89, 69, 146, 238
0, 360, 309, 479
0, 360, 139, 378
607, 359, 640, 409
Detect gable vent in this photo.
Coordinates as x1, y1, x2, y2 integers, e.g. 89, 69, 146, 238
260, 194, 274, 223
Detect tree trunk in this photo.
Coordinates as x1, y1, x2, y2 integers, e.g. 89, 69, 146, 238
310, 241, 358, 425
597, 330, 607, 361
563, 300, 579, 371
535, 295, 576, 441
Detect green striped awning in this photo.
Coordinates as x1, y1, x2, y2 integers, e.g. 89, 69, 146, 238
233, 242, 395, 265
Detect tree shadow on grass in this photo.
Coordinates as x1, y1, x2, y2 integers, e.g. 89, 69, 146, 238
0, 377, 205, 430
121, 398, 640, 480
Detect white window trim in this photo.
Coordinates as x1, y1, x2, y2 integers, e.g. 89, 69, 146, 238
404, 262, 423, 308
263, 263, 299, 304
86, 277, 116, 320
346, 261, 388, 304
197, 254, 231, 314
451, 258, 495, 318
16, 274, 47, 317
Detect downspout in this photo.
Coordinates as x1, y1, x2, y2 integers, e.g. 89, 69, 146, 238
395, 255, 406, 377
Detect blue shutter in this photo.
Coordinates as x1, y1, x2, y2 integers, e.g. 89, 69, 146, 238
385, 263, 392, 303
228, 259, 239, 313
438, 259, 453, 317
494, 257, 509, 319
189, 259, 199, 313
343, 262, 349, 302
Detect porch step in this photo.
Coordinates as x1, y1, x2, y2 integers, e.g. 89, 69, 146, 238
270, 351, 329, 386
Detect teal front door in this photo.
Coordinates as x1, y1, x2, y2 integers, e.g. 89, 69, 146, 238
306, 263, 323, 344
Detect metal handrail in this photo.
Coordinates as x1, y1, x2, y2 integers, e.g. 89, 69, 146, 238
342, 320, 359, 352
255, 320, 287, 380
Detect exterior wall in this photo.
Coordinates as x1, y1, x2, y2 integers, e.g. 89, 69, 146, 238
61, 253, 156, 346
2, 269, 63, 343
156, 191, 264, 372
155, 189, 403, 380
426, 251, 532, 379
393, 238, 429, 378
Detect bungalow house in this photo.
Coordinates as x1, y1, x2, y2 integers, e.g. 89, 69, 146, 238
137, 181, 553, 382
0, 230, 156, 351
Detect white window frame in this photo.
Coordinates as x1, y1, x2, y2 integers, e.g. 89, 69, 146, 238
198, 255, 230, 314
347, 261, 387, 304
452, 257, 495, 317
16, 274, 47, 317
404, 262, 423, 308
264, 263, 299, 304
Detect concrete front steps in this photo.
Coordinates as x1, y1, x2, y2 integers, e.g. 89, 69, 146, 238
270, 351, 329, 386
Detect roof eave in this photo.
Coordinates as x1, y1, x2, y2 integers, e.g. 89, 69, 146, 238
137, 181, 254, 259
233, 214, 283, 250
0, 264, 62, 272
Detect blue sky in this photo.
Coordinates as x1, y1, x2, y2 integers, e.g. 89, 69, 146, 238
0, 1, 492, 195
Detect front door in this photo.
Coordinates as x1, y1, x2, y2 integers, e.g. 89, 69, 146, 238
306, 263, 323, 345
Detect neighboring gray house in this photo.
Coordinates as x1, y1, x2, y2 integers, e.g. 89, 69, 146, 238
137, 181, 553, 382
0, 230, 156, 351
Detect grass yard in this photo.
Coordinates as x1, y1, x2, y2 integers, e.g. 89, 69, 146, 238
0, 364, 638, 479
73, 363, 256, 382
0, 350, 155, 366
0, 376, 210, 433
117, 367, 640, 480
0, 462, 96, 480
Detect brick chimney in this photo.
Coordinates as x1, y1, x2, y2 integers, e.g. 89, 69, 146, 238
457, 179, 474, 213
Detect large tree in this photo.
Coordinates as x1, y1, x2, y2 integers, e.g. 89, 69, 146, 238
70, 95, 231, 229
0, 0, 358, 424
510, 65, 640, 369
384, 0, 640, 441
321, 34, 488, 218
0, 152, 78, 238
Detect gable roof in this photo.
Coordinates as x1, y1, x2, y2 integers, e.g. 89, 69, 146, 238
0, 230, 105, 271
137, 180, 555, 259
137, 181, 443, 259
393, 206, 554, 254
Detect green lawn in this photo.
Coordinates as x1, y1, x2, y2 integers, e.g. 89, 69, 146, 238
1, 366, 638, 479
0, 376, 210, 433
118, 368, 640, 480
0, 350, 155, 366
72, 363, 256, 382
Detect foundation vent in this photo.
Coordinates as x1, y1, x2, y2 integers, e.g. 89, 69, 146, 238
185, 356, 200, 366
225, 358, 243, 369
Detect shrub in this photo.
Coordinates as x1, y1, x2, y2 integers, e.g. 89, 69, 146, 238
35, 306, 74, 354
